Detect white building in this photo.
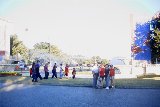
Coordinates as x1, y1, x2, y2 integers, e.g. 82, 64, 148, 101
0, 17, 14, 62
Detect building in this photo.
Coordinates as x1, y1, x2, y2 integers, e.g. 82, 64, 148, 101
0, 17, 13, 63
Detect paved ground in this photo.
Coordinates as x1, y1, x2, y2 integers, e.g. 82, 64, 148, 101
0, 83, 160, 107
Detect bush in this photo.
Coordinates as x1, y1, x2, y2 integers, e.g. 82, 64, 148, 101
0, 72, 22, 76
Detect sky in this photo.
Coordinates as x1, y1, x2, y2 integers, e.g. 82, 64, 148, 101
0, 0, 160, 59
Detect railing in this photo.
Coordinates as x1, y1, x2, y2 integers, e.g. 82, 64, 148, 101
0, 64, 18, 71
0, 64, 160, 75
115, 64, 160, 75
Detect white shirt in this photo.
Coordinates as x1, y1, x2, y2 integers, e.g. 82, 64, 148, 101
92, 65, 99, 74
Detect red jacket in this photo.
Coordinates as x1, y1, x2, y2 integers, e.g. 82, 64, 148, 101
99, 67, 105, 77
110, 68, 115, 76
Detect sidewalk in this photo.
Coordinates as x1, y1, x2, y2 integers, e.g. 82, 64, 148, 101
1, 84, 160, 107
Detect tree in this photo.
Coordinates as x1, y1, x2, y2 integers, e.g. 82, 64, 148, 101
91, 56, 102, 64
133, 11, 160, 64
33, 42, 61, 56
150, 12, 160, 63
101, 59, 109, 65
10, 34, 28, 61
31, 42, 63, 64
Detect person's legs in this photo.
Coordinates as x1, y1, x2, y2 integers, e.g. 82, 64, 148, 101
105, 75, 110, 89
55, 72, 57, 78
95, 73, 99, 86
45, 72, 48, 79
93, 75, 96, 88
52, 72, 54, 78
73, 75, 75, 79
60, 72, 62, 79
111, 76, 114, 87
35, 76, 38, 82
39, 73, 42, 80
110, 76, 114, 88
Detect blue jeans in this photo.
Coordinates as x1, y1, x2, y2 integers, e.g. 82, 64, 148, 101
93, 73, 99, 88
60, 72, 63, 78
105, 75, 110, 87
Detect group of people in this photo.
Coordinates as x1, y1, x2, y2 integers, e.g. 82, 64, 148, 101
92, 64, 115, 89
30, 60, 115, 89
30, 61, 77, 82
30, 60, 43, 82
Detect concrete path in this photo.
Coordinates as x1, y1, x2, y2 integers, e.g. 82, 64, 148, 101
0, 83, 160, 107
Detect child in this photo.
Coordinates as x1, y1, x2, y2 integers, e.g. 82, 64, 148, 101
65, 64, 69, 78
29, 68, 32, 77
96, 76, 103, 88
59, 64, 64, 79
72, 68, 76, 79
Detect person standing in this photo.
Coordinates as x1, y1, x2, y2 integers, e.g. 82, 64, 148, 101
92, 64, 99, 88
29, 68, 32, 77
44, 62, 50, 79
65, 64, 69, 78
105, 64, 110, 90
52, 63, 57, 78
99, 64, 105, 80
35, 60, 42, 80
97, 64, 105, 88
72, 68, 76, 79
110, 65, 115, 88
59, 63, 64, 79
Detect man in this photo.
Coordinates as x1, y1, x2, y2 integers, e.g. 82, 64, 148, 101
44, 62, 50, 79
105, 64, 110, 90
52, 63, 57, 78
92, 64, 99, 88
35, 60, 42, 80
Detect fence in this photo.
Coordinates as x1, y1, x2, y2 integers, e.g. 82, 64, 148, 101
0, 64, 17, 71
0, 64, 160, 75
115, 64, 160, 75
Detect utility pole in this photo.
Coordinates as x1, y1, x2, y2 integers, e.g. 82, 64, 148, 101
130, 14, 134, 74
48, 42, 51, 63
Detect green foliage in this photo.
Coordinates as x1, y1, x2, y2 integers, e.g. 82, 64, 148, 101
33, 42, 61, 56
91, 56, 102, 64
10, 34, 29, 61
101, 59, 109, 65
150, 12, 160, 63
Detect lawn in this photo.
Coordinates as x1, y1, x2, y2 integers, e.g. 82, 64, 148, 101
0, 74, 160, 88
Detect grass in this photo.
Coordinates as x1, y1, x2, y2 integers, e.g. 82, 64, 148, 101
0, 74, 160, 88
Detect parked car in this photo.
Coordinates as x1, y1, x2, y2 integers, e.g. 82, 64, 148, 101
12, 60, 28, 71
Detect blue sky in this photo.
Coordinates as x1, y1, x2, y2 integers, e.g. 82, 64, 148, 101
0, 0, 159, 59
